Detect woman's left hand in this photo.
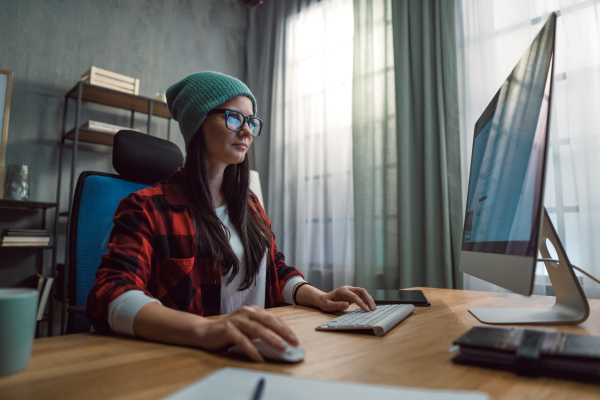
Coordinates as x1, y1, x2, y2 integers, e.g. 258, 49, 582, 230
317, 285, 377, 313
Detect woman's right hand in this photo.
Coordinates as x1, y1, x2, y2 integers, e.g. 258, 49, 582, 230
195, 305, 299, 362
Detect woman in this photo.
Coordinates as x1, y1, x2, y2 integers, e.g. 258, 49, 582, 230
87, 72, 376, 362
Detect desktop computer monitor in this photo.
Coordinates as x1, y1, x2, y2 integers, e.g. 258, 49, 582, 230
459, 13, 589, 325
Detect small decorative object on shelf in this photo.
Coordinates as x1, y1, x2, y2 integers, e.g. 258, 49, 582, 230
3, 164, 30, 201
80, 66, 140, 95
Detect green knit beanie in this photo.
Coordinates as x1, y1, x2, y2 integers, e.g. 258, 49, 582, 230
166, 71, 257, 149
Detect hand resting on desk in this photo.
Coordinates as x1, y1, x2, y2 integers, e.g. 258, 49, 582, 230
296, 284, 377, 313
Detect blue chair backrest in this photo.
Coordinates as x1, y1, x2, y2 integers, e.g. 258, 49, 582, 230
66, 130, 184, 334
68, 172, 149, 333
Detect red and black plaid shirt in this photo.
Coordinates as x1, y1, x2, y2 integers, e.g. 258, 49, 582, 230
86, 171, 303, 334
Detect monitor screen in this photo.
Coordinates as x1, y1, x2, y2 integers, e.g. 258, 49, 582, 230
460, 14, 556, 296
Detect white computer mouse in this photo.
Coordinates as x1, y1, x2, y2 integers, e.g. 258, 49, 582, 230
227, 338, 306, 363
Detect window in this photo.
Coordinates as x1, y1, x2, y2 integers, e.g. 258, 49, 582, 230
275, 0, 355, 290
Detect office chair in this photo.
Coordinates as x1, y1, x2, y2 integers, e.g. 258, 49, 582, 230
65, 130, 184, 334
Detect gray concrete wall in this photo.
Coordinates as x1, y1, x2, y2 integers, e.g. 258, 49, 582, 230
0, 0, 249, 290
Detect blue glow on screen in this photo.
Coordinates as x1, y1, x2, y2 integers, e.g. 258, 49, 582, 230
462, 19, 553, 257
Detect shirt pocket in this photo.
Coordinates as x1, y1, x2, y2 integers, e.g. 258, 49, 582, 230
156, 257, 195, 292
155, 257, 197, 309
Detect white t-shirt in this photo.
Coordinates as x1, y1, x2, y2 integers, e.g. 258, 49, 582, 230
107, 204, 304, 336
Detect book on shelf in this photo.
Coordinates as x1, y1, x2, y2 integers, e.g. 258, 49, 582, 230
0, 231, 50, 246
1, 236, 50, 243
34, 273, 54, 321
83, 120, 141, 134
451, 326, 600, 383
2, 228, 47, 236
0, 242, 50, 247
1, 229, 50, 245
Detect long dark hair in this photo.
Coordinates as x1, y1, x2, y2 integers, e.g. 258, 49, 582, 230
182, 128, 271, 290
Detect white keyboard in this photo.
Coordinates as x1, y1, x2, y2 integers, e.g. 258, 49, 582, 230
315, 304, 415, 336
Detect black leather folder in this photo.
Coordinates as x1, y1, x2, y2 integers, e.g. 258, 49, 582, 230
452, 326, 600, 383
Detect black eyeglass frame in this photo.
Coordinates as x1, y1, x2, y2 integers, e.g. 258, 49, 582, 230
207, 108, 263, 138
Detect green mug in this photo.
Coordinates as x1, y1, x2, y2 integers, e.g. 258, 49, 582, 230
0, 288, 38, 376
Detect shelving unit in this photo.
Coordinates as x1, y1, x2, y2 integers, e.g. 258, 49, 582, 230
55, 81, 171, 333
0, 199, 57, 337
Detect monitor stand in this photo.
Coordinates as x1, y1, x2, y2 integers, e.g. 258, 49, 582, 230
468, 208, 590, 325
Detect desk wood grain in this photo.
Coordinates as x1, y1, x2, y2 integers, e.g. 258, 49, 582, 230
0, 288, 598, 399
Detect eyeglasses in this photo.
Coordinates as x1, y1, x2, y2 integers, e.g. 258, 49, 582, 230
207, 109, 263, 138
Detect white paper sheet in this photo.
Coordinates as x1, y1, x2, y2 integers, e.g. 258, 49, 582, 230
163, 367, 490, 400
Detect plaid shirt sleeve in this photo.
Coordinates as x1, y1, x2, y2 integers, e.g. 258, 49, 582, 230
86, 191, 158, 334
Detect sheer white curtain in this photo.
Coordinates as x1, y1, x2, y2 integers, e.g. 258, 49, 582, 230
456, 0, 600, 297
268, 0, 355, 291
352, 0, 397, 290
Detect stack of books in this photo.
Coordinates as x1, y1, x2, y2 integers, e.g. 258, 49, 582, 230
83, 120, 140, 134
1, 229, 50, 247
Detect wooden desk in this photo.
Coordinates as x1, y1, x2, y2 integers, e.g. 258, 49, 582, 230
1, 288, 598, 399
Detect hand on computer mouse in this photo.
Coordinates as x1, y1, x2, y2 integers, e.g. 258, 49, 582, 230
196, 305, 299, 362
228, 338, 306, 363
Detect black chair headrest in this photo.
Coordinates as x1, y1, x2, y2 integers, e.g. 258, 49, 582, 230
112, 130, 184, 185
